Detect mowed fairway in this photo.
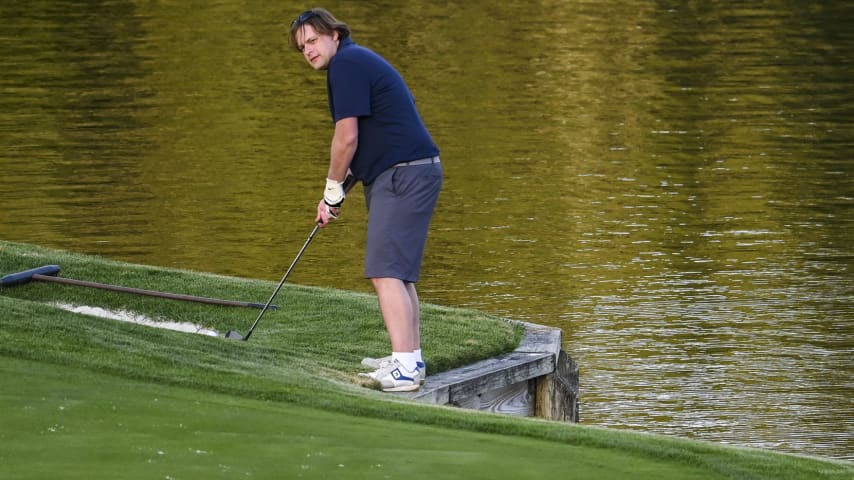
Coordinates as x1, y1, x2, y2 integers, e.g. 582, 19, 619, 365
2, 357, 721, 480
1, 241, 851, 480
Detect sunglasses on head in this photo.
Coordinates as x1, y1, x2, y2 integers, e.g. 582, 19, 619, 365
291, 10, 316, 28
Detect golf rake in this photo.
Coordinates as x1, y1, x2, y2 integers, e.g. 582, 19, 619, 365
1, 265, 275, 310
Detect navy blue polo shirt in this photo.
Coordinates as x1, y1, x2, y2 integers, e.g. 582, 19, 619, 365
327, 37, 439, 185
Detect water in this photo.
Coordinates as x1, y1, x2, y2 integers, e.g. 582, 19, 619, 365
1, 1, 852, 460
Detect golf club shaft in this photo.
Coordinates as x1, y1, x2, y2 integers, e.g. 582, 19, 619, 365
30, 274, 270, 309
235, 174, 358, 340
242, 223, 322, 340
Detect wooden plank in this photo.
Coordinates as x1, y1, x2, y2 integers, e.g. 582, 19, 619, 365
556, 349, 581, 422
515, 321, 563, 355
454, 381, 534, 417
446, 352, 553, 404
394, 321, 579, 422
401, 351, 553, 403
535, 350, 580, 421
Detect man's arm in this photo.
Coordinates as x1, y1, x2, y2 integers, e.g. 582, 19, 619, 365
317, 116, 358, 226
328, 116, 358, 181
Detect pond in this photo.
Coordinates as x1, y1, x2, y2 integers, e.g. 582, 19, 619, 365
0, 1, 851, 460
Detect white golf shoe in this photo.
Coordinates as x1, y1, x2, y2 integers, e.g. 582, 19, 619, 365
361, 359, 421, 392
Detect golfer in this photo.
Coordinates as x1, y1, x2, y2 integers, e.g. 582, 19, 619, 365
289, 8, 442, 392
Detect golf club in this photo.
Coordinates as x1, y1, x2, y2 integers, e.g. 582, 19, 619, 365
225, 174, 356, 341
224, 223, 321, 341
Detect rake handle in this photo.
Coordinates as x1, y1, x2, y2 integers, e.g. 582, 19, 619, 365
31, 274, 270, 309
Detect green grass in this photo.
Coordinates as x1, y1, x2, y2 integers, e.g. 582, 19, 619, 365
2, 357, 722, 480
1, 240, 852, 479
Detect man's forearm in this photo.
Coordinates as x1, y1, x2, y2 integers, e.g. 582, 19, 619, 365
328, 117, 358, 181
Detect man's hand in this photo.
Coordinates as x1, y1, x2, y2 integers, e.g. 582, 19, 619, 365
315, 173, 356, 227
316, 199, 340, 227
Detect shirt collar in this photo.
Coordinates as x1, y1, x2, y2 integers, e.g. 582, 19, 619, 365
338, 37, 354, 51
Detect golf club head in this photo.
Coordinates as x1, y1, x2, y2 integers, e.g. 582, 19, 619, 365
225, 330, 246, 341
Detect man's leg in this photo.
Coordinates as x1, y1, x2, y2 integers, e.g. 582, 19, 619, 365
405, 281, 420, 349
404, 281, 426, 382
360, 279, 425, 384
372, 277, 418, 352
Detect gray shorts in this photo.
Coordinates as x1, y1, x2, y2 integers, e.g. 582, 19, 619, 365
363, 159, 443, 282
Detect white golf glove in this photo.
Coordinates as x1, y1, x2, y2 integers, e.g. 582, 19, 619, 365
323, 178, 345, 207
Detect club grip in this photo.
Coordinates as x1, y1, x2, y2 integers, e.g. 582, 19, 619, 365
342, 174, 358, 193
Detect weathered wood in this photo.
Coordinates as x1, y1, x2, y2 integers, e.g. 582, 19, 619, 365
556, 350, 580, 422
403, 351, 553, 405
515, 321, 563, 355
447, 352, 553, 405
535, 374, 557, 420
535, 350, 580, 422
453, 380, 534, 417
394, 321, 579, 423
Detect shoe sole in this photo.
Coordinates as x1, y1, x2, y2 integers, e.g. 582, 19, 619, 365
382, 383, 421, 392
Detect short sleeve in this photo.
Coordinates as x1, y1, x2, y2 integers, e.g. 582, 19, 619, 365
328, 58, 372, 121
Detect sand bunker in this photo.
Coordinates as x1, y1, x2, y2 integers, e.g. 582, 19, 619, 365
52, 302, 219, 337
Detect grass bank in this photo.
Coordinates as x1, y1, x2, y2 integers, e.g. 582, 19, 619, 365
1, 240, 851, 479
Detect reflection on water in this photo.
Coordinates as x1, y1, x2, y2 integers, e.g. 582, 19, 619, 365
1, 1, 852, 460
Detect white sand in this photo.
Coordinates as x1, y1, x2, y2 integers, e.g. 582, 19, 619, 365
52, 302, 220, 337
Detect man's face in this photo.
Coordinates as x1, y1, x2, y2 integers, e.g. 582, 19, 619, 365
294, 24, 339, 70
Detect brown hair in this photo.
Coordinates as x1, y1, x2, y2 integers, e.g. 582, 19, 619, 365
288, 8, 350, 52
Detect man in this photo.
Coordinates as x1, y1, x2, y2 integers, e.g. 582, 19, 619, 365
289, 8, 442, 392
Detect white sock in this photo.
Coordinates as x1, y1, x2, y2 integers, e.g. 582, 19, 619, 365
392, 351, 417, 372
414, 348, 423, 366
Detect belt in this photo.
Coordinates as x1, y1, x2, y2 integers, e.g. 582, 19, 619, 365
393, 156, 441, 168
